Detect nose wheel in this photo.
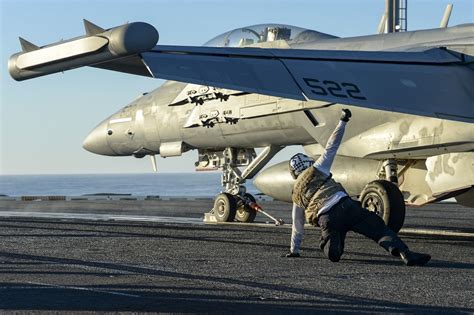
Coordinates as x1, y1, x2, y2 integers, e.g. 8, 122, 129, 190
235, 193, 257, 223
209, 192, 283, 225
202, 146, 284, 225
211, 193, 257, 223
213, 193, 237, 222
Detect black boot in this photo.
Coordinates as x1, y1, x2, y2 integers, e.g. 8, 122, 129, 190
283, 252, 300, 258
400, 250, 431, 266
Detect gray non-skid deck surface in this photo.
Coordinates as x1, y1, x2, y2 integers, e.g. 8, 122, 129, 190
0, 200, 472, 313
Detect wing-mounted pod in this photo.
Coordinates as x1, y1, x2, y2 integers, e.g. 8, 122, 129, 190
8, 20, 159, 81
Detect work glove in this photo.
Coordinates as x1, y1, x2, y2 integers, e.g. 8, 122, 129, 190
340, 109, 352, 122
282, 252, 301, 258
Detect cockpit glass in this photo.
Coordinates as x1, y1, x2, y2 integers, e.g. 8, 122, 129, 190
204, 24, 312, 47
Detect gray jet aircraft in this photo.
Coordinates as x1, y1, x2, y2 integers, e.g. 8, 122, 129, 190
8, 8, 474, 231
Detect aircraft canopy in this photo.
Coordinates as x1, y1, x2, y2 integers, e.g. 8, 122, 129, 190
204, 24, 337, 47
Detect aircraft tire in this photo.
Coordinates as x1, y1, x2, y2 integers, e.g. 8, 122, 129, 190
235, 193, 257, 223
359, 180, 406, 233
213, 193, 237, 222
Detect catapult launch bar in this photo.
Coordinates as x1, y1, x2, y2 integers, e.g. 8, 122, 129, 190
8, 20, 158, 81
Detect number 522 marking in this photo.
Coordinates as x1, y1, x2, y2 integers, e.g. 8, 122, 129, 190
303, 78, 366, 100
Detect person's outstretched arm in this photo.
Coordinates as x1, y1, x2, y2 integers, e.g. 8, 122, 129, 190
289, 203, 305, 256
313, 109, 351, 176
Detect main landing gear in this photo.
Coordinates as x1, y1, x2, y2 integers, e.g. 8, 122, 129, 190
198, 146, 284, 225
359, 159, 406, 233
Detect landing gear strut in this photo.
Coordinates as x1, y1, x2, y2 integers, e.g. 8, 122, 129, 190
200, 146, 284, 224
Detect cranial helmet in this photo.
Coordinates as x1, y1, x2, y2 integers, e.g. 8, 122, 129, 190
289, 153, 314, 179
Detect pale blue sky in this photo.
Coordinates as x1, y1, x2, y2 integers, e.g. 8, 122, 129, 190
1, 0, 473, 175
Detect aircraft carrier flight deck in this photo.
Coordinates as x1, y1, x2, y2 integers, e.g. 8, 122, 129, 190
0, 198, 472, 314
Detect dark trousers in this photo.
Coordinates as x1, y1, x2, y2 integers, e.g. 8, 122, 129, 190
317, 197, 408, 262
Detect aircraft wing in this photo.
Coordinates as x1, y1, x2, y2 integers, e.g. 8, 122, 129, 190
8, 21, 474, 122
141, 45, 474, 122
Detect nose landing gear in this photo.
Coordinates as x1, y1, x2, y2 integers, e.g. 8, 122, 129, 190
200, 146, 284, 225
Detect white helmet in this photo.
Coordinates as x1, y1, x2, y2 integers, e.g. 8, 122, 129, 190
289, 153, 314, 179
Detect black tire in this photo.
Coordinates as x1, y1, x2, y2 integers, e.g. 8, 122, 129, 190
359, 180, 406, 233
213, 193, 237, 222
235, 193, 257, 223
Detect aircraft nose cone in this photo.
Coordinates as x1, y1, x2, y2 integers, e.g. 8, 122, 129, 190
82, 121, 116, 156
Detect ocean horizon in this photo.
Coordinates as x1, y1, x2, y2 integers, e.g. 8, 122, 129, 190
0, 173, 260, 197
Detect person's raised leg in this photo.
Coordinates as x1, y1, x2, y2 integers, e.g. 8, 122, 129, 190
346, 200, 430, 266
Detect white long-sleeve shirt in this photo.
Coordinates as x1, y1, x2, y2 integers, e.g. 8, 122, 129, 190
290, 120, 348, 254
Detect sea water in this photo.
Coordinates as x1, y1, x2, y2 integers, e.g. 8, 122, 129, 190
0, 173, 260, 197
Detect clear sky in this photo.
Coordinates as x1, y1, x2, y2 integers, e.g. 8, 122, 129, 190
1, 0, 473, 175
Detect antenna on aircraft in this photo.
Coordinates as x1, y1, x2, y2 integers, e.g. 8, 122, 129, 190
150, 155, 158, 173
377, 14, 388, 34
440, 4, 454, 28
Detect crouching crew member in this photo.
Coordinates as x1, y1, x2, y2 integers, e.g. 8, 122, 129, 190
285, 108, 431, 266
